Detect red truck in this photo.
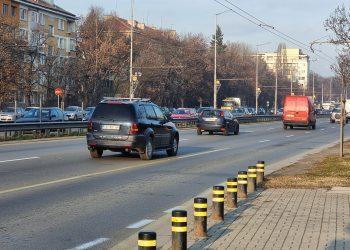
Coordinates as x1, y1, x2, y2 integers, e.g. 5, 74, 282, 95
282, 95, 316, 130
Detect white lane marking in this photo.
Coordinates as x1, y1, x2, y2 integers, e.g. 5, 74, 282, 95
70, 238, 109, 250
285, 135, 295, 138
0, 156, 40, 164
126, 219, 154, 229
177, 148, 230, 160
267, 127, 276, 130
259, 139, 271, 143
332, 127, 335, 129
321, 129, 325, 131
179, 139, 189, 142
163, 206, 186, 214
0, 148, 229, 195
242, 131, 254, 133
305, 131, 311, 134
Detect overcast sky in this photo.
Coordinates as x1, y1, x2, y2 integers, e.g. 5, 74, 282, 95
56, 0, 347, 77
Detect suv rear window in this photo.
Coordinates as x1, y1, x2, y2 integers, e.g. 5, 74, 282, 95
92, 103, 134, 121
201, 110, 220, 117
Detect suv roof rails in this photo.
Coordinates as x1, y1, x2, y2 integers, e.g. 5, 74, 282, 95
101, 97, 151, 103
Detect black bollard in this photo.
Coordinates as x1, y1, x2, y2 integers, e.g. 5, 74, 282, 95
138, 231, 156, 250
212, 186, 225, 221
194, 197, 207, 237
247, 166, 257, 193
172, 210, 187, 250
226, 178, 238, 209
237, 171, 248, 198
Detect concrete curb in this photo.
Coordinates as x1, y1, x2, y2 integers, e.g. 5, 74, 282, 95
112, 138, 349, 250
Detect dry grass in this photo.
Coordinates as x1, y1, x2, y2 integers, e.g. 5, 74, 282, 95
265, 143, 350, 189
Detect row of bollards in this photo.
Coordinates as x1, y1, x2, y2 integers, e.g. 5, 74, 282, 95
138, 161, 265, 250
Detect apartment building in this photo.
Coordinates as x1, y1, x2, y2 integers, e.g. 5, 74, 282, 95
259, 48, 309, 90
0, 0, 19, 22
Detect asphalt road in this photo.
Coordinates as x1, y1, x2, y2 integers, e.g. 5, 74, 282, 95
0, 119, 348, 250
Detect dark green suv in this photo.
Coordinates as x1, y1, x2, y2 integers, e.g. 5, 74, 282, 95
87, 98, 179, 160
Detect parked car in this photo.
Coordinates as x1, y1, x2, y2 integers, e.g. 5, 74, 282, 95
16, 107, 65, 122
86, 98, 179, 160
197, 107, 213, 115
197, 109, 239, 136
0, 107, 25, 122
330, 108, 347, 124
64, 106, 84, 121
170, 108, 197, 120
257, 108, 266, 115
231, 107, 247, 117
282, 95, 316, 130
83, 107, 95, 121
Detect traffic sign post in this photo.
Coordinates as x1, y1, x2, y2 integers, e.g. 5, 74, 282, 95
55, 88, 63, 109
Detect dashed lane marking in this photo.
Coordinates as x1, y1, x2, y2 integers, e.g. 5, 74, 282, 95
285, 135, 295, 138
69, 238, 109, 250
163, 206, 186, 214
259, 139, 271, 143
126, 219, 154, 229
0, 156, 40, 164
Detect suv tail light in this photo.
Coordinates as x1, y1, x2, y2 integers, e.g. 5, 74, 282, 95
219, 111, 225, 117
130, 123, 139, 135
87, 121, 93, 132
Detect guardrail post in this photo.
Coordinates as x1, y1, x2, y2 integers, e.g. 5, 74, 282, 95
194, 197, 207, 237
256, 161, 265, 187
247, 166, 257, 193
238, 171, 248, 198
138, 231, 156, 250
226, 178, 238, 209
172, 210, 187, 250
212, 186, 225, 221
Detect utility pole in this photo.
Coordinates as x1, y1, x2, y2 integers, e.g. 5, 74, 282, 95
274, 70, 278, 115
129, 0, 135, 99
340, 77, 345, 157
330, 78, 332, 102
214, 14, 217, 109
312, 72, 315, 100
290, 76, 293, 95
255, 49, 259, 113
321, 82, 324, 106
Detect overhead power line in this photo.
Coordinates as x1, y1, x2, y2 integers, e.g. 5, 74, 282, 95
213, 0, 335, 64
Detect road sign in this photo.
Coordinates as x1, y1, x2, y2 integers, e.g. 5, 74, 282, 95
132, 75, 138, 82
55, 87, 63, 96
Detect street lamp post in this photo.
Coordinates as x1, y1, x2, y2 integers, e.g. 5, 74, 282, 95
129, 0, 135, 99
255, 42, 270, 114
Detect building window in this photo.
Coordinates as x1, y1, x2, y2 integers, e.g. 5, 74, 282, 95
39, 13, 45, 25
19, 29, 28, 40
39, 54, 46, 65
20, 8, 27, 20
57, 37, 65, 49
31, 11, 39, 23
2, 4, 8, 15
11, 6, 16, 17
48, 45, 53, 56
58, 19, 64, 30
69, 39, 76, 51
48, 25, 54, 36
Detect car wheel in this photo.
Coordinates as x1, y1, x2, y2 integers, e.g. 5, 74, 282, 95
197, 128, 202, 135
312, 124, 316, 130
121, 150, 130, 156
283, 124, 288, 130
234, 124, 239, 135
90, 148, 103, 158
167, 136, 179, 157
331, 119, 335, 123
74, 115, 77, 121
290, 126, 294, 129
209, 131, 214, 135
140, 137, 154, 160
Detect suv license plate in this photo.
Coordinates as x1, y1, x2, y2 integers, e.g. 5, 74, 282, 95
204, 118, 217, 122
102, 125, 120, 130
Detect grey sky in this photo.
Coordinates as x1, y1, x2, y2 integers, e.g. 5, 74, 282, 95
56, 0, 347, 77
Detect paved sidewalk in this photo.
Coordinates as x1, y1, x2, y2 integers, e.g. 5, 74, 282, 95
189, 188, 350, 250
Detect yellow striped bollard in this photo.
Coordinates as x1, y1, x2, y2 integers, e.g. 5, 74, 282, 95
212, 186, 225, 221
138, 231, 156, 250
194, 197, 207, 237
226, 177, 238, 209
256, 161, 265, 187
237, 171, 248, 198
247, 166, 257, 193
172, 210, 187, 250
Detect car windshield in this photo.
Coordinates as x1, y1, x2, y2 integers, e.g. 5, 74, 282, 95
175, 109, 187, 114
23, 109, 50, 118
333, 108, 341, 113
92, 103, 133, 121
65, 107, 77, 112
3, 108, 15, 113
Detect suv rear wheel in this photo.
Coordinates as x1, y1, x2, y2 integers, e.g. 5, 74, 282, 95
140, 138, 154, 160
167, 136, 179, 156
234, 124, 239, 135
90, 148, 103, 158
197, 128, 202, 135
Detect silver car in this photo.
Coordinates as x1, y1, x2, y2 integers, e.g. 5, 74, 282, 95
64, 106, 84, 121
0, 107, 25, 122
330, 108, 347, 123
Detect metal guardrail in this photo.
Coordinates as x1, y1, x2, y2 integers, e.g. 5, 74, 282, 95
0, 116, 284, 140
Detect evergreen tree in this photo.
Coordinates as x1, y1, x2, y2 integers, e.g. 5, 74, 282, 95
211, 25, 226, 54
